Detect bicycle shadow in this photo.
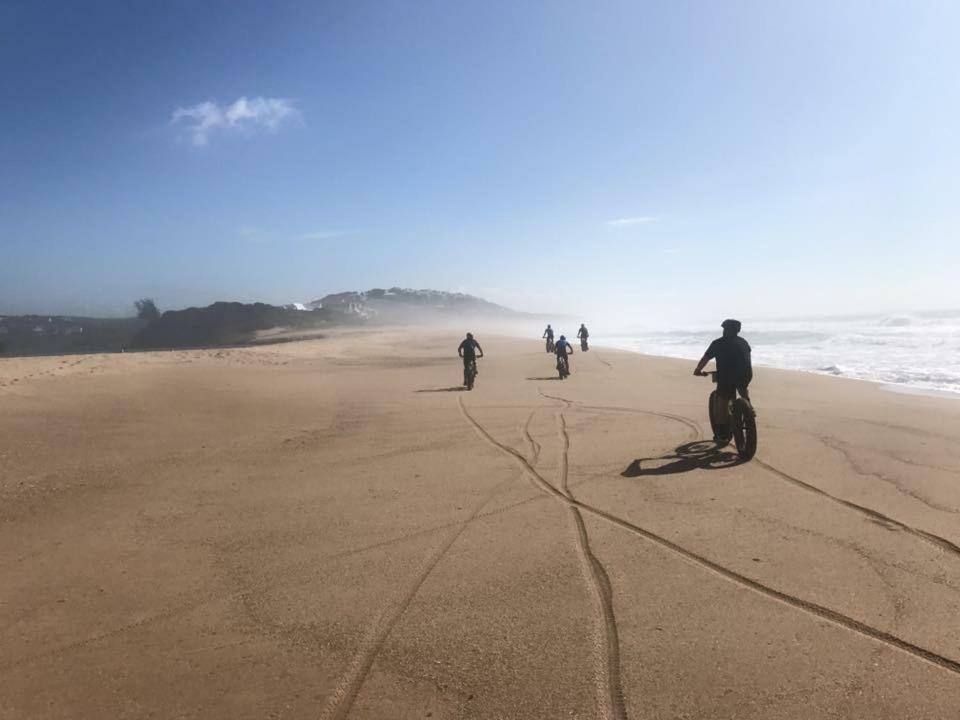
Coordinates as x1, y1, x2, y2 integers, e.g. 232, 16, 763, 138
526, 376, 560, 381
622, 440, 744, 477
415, 386, 467, 393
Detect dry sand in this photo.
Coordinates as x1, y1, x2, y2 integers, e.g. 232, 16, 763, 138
2, 329, 960, 719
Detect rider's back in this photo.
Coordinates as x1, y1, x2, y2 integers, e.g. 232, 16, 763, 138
706, 335, 752, 383
459, 338, 479, 357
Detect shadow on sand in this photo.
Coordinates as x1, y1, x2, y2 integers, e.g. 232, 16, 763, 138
415, 386, 467, 393
526, 376, 560, 381
622, 440, 743, 477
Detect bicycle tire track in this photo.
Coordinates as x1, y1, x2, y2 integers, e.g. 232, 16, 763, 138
754, 459, 960, 559
815, 434, 960, 515
537, 390, 701, 442
538, 389, 960, 563
319, 473, 513, 720
457, 398, 960, 677
556, 410, 627, 720
6, 435, 565, 674
523, 408, 542, 465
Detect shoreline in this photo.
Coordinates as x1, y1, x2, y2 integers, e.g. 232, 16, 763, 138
592, 338, 960, 400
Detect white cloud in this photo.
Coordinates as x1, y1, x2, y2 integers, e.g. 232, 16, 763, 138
605, 216, 658, 227
301, 231, 344, 241
172, 96, 298, 146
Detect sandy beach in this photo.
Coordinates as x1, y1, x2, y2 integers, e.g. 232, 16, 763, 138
2, 329, 960, 719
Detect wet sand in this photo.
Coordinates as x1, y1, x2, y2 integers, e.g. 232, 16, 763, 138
2, 330, 960, 719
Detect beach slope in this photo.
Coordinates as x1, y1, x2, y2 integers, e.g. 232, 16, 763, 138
2, 331, 960, 719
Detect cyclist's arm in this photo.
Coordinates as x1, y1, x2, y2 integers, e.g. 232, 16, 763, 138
693, 354, 710, 376
476, 343, 484, 357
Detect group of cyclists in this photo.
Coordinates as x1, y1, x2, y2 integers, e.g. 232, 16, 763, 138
457, 318, 754, 448
541, 323, 589, 373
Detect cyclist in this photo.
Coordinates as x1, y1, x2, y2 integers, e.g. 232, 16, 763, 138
458, 332, 484, 377
555, 334, 573, 374
577, 323, 589, 350
694, 319, 752, 440
543, 324, 555, 352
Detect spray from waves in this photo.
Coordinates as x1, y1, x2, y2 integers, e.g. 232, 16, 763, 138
595, 310, 960, 395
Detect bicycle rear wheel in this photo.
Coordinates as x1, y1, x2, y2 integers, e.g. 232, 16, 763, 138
732, 399, 757, 460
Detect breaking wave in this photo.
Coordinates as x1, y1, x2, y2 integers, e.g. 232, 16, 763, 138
597, 310, 960, 395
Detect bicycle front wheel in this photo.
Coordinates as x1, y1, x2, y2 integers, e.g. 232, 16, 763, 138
708, 390, 722, 438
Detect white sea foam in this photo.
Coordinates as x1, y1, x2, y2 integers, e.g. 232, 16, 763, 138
595, 310, 960, 395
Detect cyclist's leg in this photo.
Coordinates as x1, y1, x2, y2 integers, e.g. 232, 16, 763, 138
716, 384, 735, 425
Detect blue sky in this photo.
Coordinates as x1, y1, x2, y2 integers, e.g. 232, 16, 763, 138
2, 0, 958, 322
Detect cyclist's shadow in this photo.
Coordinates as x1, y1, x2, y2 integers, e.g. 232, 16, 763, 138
621, 440, 743, 477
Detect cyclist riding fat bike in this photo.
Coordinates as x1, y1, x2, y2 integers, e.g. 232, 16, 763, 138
693, 319, 752, 440
458, 332, 484, 370
577, 324, 589, 348
555, 334, 573, 369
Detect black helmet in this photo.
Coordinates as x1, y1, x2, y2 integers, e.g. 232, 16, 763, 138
466, 332, 474, 339
721, 319, 741, 334
559, 335, 566, 341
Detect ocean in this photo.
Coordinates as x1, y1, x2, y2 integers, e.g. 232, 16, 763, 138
596, 310, 960, 396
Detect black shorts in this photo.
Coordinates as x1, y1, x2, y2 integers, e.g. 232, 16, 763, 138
718, 380, 749, 400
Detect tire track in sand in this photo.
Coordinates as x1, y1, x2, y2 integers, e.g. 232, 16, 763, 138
537, 390, 701, 442
753, 458, 960, 559
319, 431, 537, 720
555, 410, 627, 720
458, 397, 960, 677
4, 432, 560, 675
540, 389, 960, 561
522, 408, 542, 465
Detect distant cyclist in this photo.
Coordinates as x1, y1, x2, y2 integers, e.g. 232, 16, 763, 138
555, 334, 573, 374
459, 332, 484, 372
543, 324, 555, 352
693, 319, 752, 440
577, 323, 589, 351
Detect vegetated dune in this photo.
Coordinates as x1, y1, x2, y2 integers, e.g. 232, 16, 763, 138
130, 302, 340, 349
129, 289, 538, 350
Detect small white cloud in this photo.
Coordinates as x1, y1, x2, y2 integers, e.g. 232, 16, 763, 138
605, 216, 658, 227
172, 96, 299, 146
301, 231, 344, 241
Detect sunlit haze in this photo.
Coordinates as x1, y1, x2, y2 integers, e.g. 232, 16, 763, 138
3, 1, 959, 324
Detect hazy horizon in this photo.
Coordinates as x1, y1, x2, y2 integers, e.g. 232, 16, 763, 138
3, 2, 959, 322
